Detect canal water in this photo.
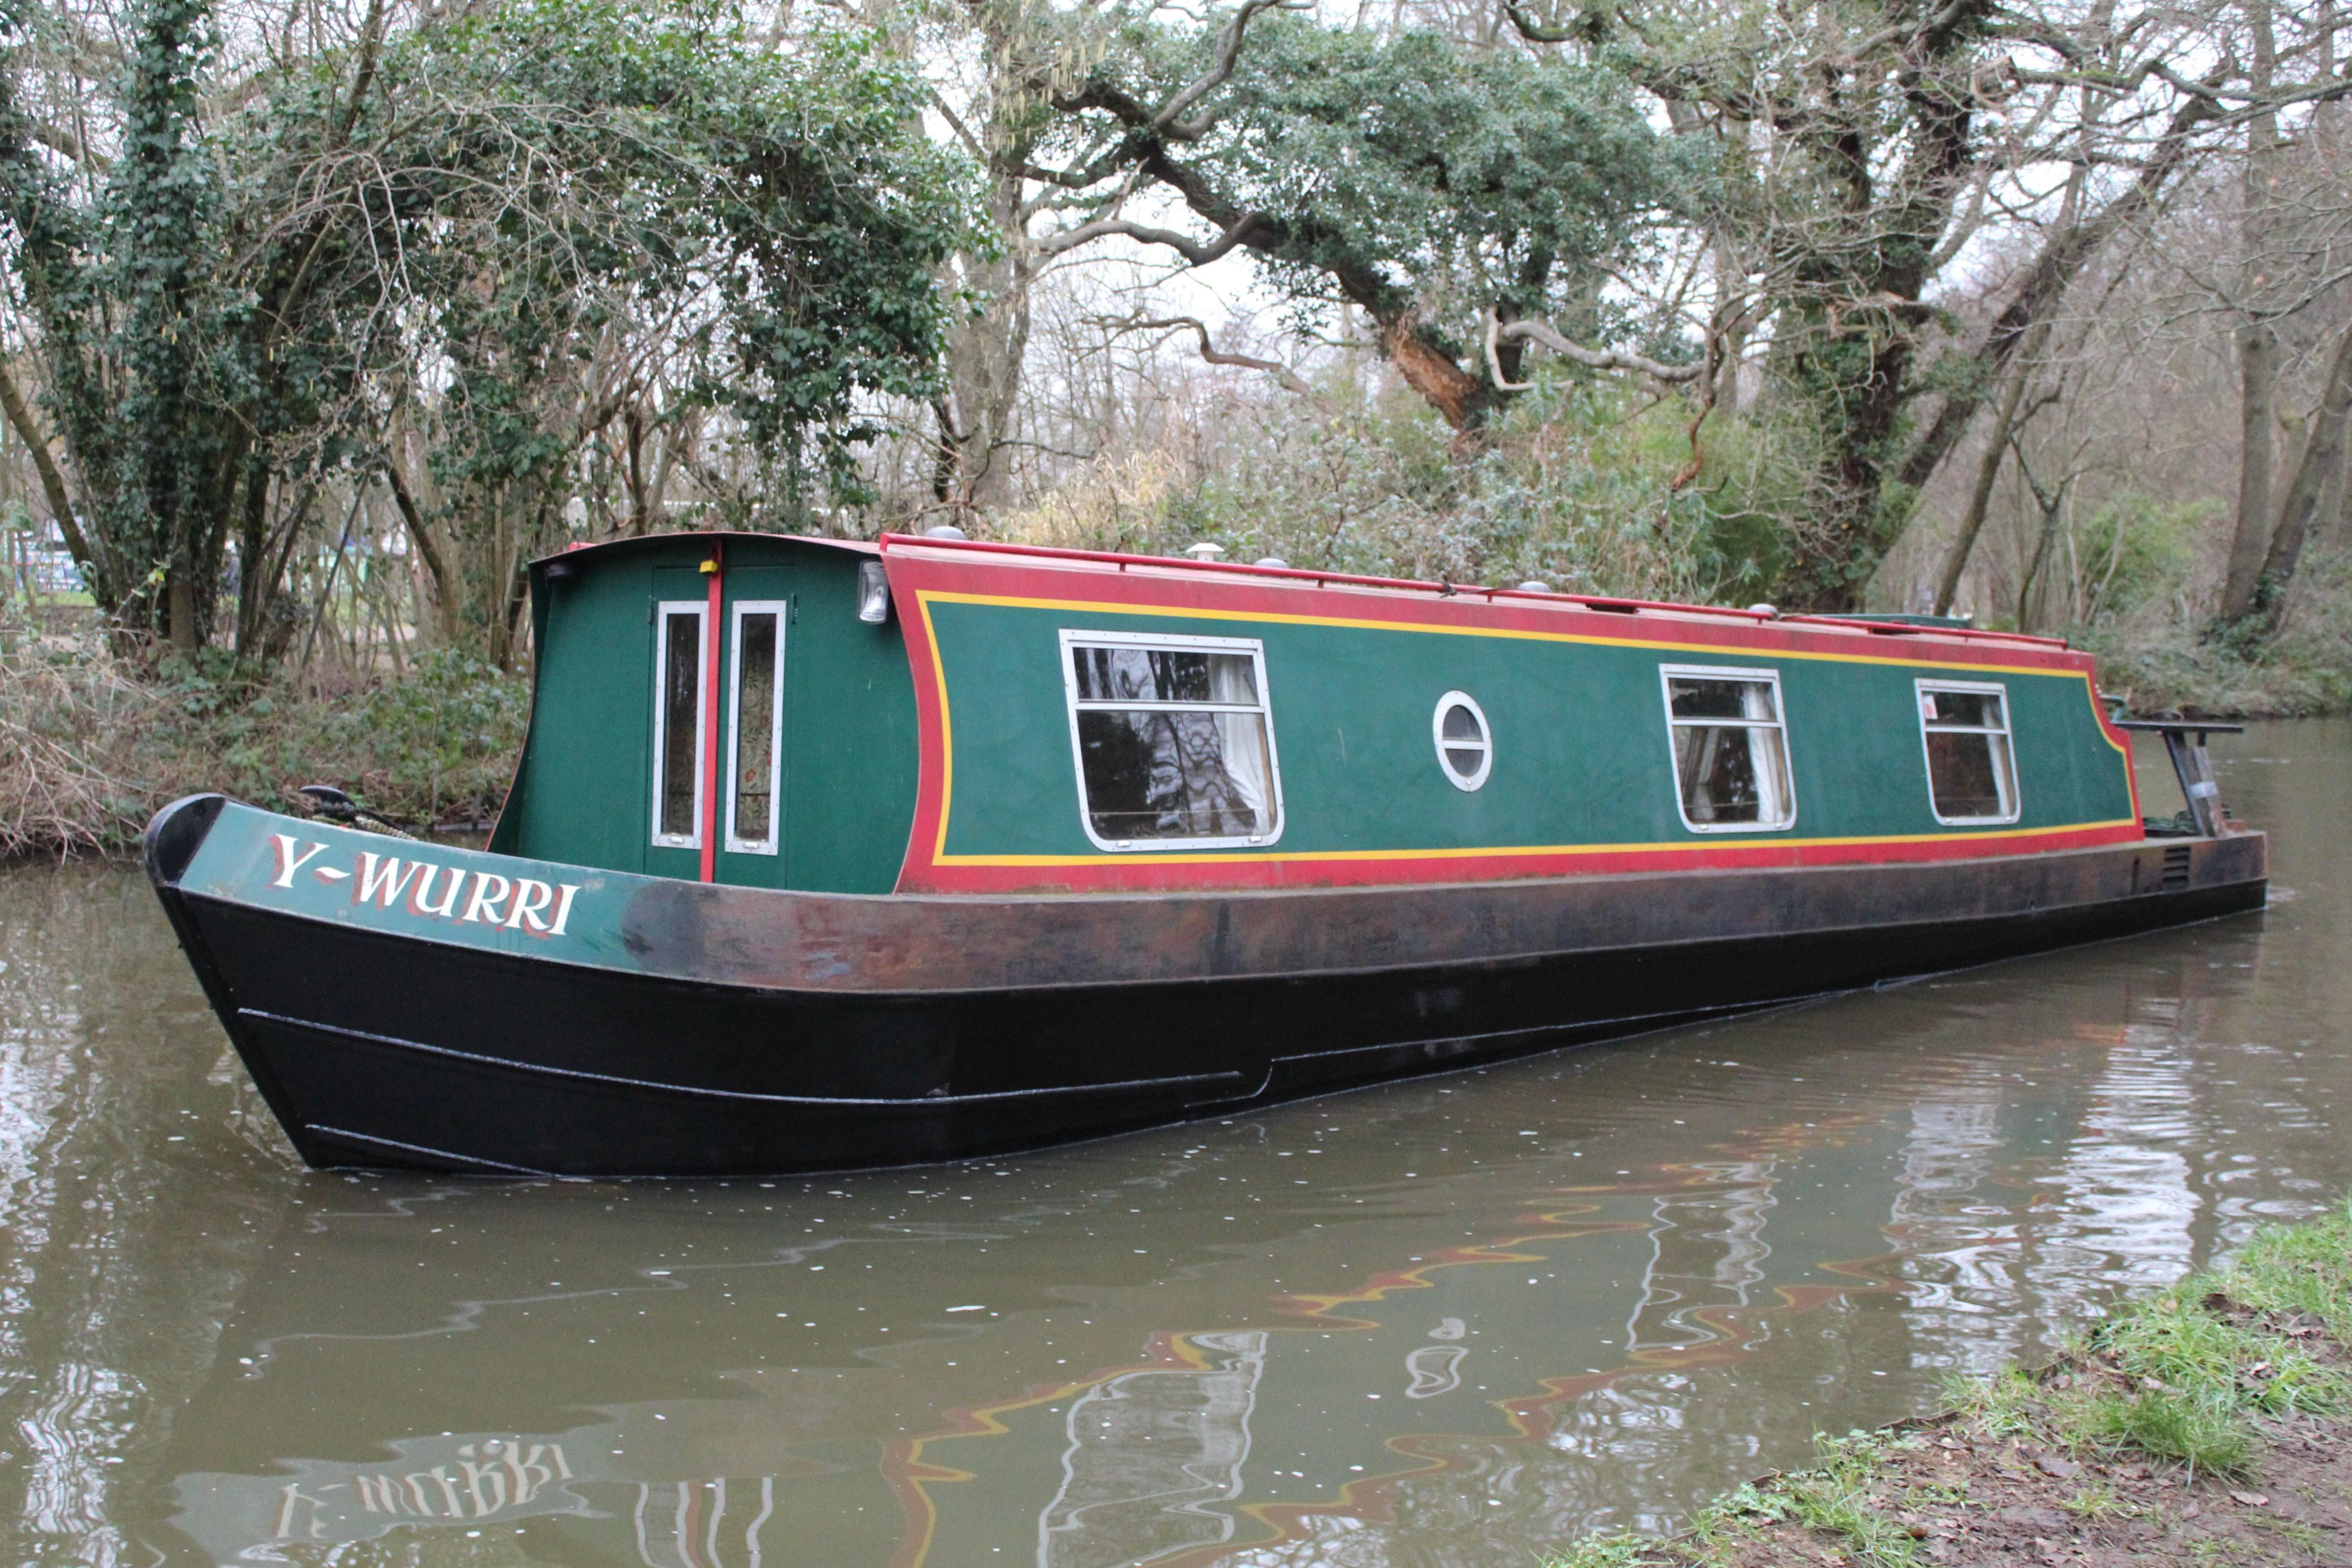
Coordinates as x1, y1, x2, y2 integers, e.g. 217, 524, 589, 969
3, 724, 2346, 1568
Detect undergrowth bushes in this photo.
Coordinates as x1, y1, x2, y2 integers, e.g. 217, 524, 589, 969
2078, 546, 2352, 715
0, 605, 527, 856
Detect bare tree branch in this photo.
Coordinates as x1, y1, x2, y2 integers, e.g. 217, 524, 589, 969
1100, 313, 1321, 400
25, 121, 108, 172
1037, 211, 1272, 263
1486, 310, 1706, 386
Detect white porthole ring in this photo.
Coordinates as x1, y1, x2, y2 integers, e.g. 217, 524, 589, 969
1433, 691, 1493, 792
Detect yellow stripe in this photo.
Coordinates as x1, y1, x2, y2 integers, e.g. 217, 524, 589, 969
909, 585, 2129, 867
915, 587, 2083, 675
919, 594, 956, 861
930, 819, 2139, 869
2084, 672, 2131, 759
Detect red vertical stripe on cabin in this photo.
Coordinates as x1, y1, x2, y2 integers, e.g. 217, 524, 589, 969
700, 542, 723, 882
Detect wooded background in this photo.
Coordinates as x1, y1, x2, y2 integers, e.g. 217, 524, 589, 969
3, 0, 2348, 705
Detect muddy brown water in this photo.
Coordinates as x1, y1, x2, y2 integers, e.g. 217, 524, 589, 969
2, 723, 2347, 1568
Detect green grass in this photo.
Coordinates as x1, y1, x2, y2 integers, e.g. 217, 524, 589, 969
1549, 1535, 1656, 1568
1543, 1199, 2352, 1567
2081, 1386, 2257, 1477
1946, 1365, 2042, 1437
2048, 1204, 2352, 1479
1549, 1434, 1924, 1568
1762, 1433, 1923, 1566
2060, 1479, 2138, 1520
2214, 1209, 2352, 1342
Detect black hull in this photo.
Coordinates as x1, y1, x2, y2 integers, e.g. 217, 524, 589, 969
145, 800, 2267, 1177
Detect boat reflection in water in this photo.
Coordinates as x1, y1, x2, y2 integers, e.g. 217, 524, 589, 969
145, 868, 2319, 1568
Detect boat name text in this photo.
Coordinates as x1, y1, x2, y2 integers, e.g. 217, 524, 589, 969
267, 835, 580, 937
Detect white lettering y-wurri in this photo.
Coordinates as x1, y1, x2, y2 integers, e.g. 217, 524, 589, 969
264, 838, 579, 937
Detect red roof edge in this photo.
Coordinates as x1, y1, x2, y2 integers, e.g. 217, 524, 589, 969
877, 533, 2071, 650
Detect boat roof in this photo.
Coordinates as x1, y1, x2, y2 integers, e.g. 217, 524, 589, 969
531, 528, 2069, 653
533, 530, 880, 568
872, 534, 2072, 652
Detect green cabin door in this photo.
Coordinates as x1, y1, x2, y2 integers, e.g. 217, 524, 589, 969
645, 563, 793, 884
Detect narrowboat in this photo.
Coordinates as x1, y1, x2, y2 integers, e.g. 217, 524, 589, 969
144, 531, 2267, 1176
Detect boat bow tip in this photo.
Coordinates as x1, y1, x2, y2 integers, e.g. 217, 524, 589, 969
144, 793, 228, 888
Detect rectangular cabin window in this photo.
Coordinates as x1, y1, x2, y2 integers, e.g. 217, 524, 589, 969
651, 601, 707, 848
1917, 681, 2019, 824
1060, 630, 1282, 851
727, 602, 787, 854
1660, 666, 1796, 831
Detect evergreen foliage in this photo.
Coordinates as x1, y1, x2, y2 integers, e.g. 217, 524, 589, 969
0, 0, 970, 657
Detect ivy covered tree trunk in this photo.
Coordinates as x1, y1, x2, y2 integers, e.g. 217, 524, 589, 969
2, 0, 967, 664
0, 0, 247, 648
1775, 316, 1923, 613
941, 151, 1036, 513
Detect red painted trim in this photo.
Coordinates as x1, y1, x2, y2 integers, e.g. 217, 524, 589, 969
882, 547, 2138, 895
892, 566, 952, 893
2093, 693, 2145, 826
883, 547, 2099, 671
899, 824, 2148, 894
699, 541, 723, 883
877, 532, 2071, 651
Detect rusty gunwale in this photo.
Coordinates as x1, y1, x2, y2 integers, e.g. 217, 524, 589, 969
602, 833, 2266, 994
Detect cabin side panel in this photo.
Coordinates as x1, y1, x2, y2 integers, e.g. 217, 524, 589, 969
775, 546, 920, 894
502, 554, 658, 875
1773, 655, 2134, 840
894, 559, 2143, 891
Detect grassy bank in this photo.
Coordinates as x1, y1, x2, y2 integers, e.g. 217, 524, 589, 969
1558, 1201, 2352, 1568
0, 606, 527, 857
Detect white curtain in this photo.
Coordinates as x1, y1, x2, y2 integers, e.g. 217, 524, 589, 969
1741, 681, 1790, 825
1211, 656, 1272, 833
1677, 727, 1720, 821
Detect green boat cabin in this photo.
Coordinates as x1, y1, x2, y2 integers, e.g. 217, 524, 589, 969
488, 532, 2152, 896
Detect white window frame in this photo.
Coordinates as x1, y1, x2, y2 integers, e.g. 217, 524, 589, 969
650, 600, 708, 850
1915, 678, 2021, 826
1658, 663, 1798, 834
1432, 690, 1493, 792
724, 600, 789, 855
1059, 628, 1285, 853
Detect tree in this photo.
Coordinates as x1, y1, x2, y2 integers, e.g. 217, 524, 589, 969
1492, 0, 2352, 610
1026, 10, 1698, 434
0, 0, 971, 661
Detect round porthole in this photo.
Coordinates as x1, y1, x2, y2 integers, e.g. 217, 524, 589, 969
1433, 692, 1492, 791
